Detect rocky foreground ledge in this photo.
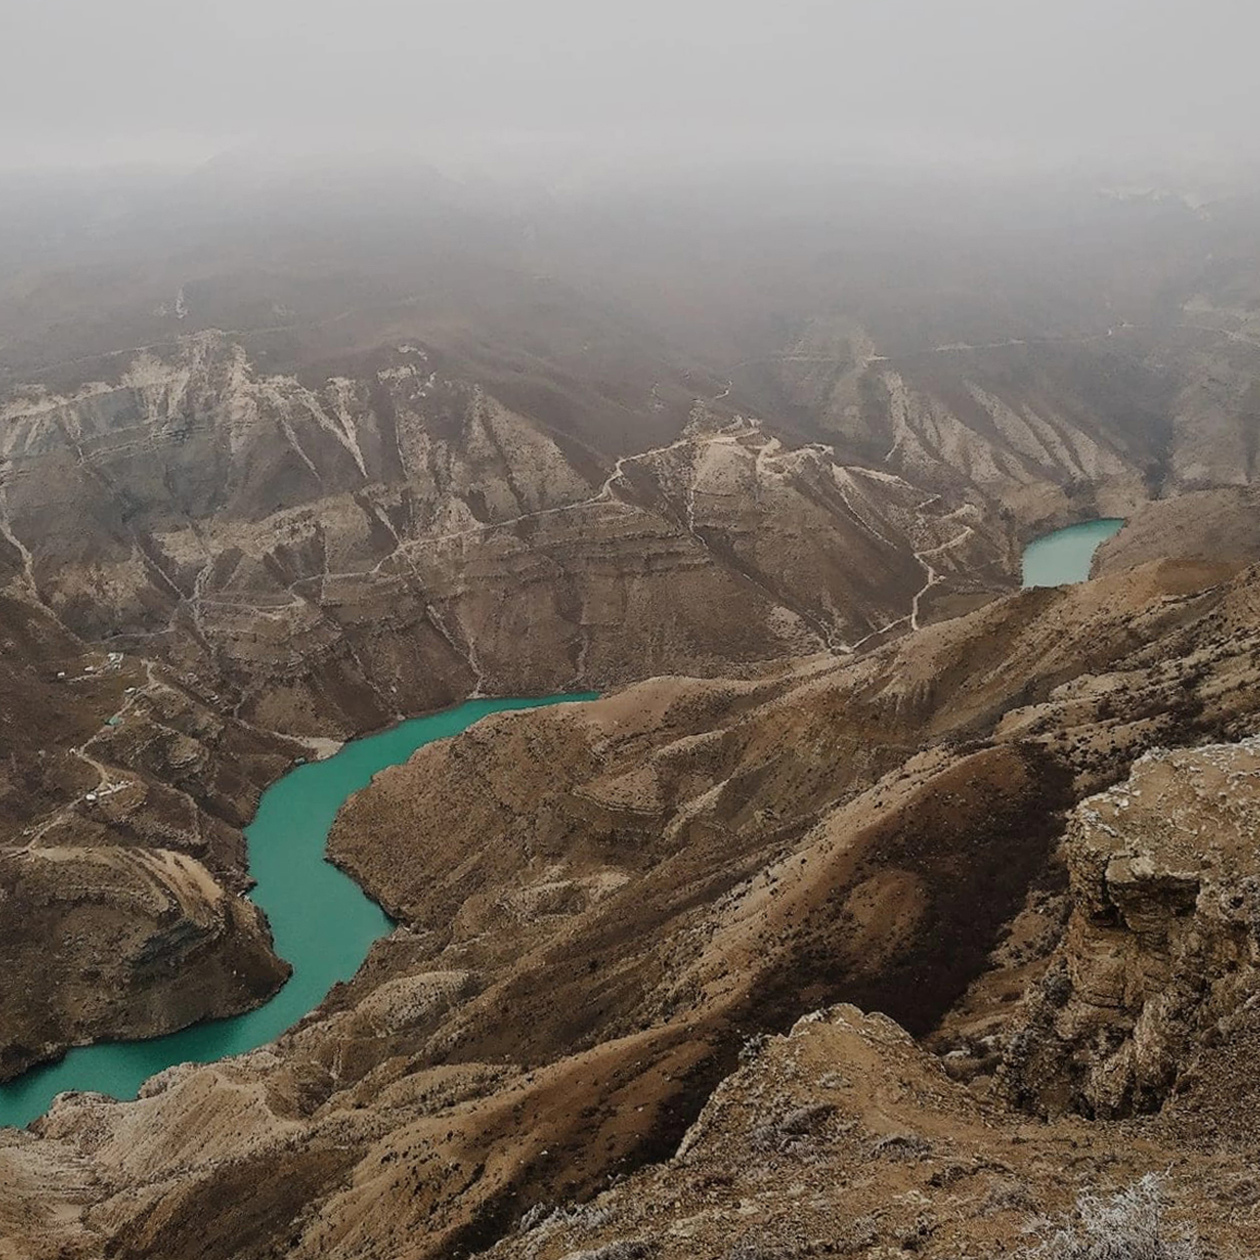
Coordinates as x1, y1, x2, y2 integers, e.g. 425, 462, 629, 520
493, 738, 1260, 1260
488, 1002, 1260, 1260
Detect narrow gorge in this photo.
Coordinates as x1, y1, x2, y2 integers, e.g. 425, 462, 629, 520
4, 162, 1260, 1260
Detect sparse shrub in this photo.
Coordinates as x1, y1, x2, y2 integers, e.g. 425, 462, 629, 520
559, 1241, 655, 1260
518, 1203, 551, 1232
982, 1175, 1038, 1215
749, 1102, 835, 1154
739, 1032, 770, 1064
519, 1203, 615, 1235
726, 1243, 785, 1260
1039, 960, 1073, 1008
1021, 1175, 1200, 1260
868, 1131, 932, 1162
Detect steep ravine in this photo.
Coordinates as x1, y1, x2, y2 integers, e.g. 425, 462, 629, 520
0, 335, 1020, 1079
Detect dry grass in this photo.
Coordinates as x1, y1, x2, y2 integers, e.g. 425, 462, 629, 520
1024, 1176, 1201, 1260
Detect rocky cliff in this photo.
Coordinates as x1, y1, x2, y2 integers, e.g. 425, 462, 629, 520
1001, 736, 1260, 1120
0, 333, 1014, 729
485, 1004, 1260, 1260
0, 591, 301, 1078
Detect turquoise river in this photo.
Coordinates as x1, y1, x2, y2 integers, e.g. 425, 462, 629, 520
0, 693, 597, 1129
0, 519, 1123, 1128
1021, 518, 1124, 588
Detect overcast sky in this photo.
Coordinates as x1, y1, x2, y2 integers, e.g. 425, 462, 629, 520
2, 0, 1256, 173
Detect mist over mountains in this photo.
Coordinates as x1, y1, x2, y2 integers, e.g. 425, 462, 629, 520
6, 4, 1260, 1259
5, 0, 1260, 171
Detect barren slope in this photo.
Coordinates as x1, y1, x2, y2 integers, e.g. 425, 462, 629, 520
5, 559, 1260, 1258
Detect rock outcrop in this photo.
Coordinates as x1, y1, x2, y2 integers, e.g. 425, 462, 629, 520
1001, 737, 1260, 1119
0, 588, 307, 1077
0, 845, 288, 1081
487, 1004, 1260, 1260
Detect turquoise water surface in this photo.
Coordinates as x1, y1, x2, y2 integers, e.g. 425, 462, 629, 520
0, 693, 597, 1128
1021, 518, 1124, 588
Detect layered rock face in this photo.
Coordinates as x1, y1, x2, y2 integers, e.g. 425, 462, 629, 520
0, 592, 301, 1079
1002, 737, 1260, 1119
734, 290, 1260, 537
0, 846, 288, 1081
773, 324, 1160, 523
1, 334, 1014, 735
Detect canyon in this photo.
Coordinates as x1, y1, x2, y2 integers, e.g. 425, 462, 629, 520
3, 168, 1260, 1258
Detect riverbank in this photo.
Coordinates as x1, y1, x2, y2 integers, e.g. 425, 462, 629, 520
0, 693, 598, 1128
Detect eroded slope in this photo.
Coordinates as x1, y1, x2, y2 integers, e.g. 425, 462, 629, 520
6, 559, 1260, 1258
